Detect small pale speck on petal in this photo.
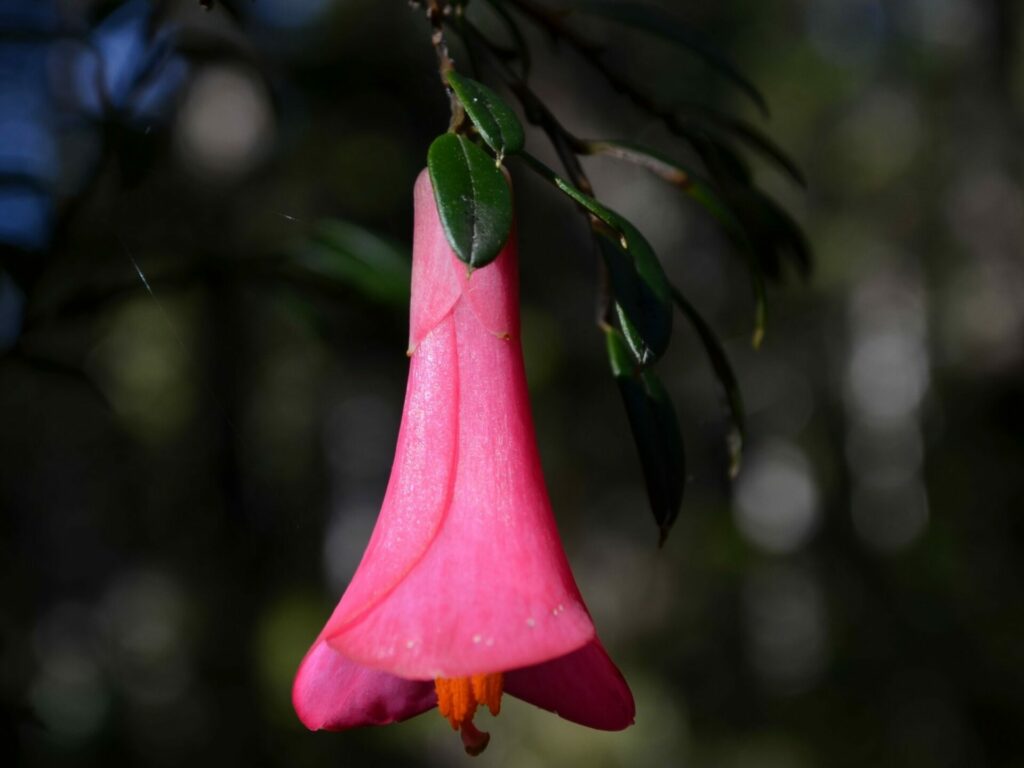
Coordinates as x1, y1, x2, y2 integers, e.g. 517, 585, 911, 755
472, 634, 482, 644
526, 617, 536, 628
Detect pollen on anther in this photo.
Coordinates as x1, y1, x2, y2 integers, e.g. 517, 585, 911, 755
434, 673, 504, 730
470, 673, 504, 716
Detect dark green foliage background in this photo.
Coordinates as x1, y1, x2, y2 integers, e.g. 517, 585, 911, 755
2, 1, 1023, 766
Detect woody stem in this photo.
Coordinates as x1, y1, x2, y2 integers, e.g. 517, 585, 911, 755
416, 0, 466, 132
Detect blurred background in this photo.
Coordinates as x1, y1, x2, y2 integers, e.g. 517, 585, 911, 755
2, 0, 1023, 765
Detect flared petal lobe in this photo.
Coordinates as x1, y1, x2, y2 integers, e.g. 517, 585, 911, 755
323, 170, 595, 680
506, 639, 636, 731
293, 639, 436, 731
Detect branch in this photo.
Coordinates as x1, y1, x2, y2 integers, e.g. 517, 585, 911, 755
502, 0, 791, 184
458, 18, 613, 325
415, 0, 466, 132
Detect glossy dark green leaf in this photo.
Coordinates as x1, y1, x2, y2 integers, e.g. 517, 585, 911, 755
518, 152, 673, 363
574, 0, 769, 117
427, 133, 513, 269
606, 328, 686, 544
447, 72, 525, 158
563, 142, 766, 347
598, 236, 672, 367
671, 287, 746, 478
586, 136, 767, 345
292, 219, 410, 307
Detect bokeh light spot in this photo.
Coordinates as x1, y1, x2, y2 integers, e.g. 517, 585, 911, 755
175, 66, 274, 180
734, 442, 820, 555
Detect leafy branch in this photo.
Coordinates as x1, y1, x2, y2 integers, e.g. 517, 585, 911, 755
499, 0, 805, 188
409, 0, 811, 541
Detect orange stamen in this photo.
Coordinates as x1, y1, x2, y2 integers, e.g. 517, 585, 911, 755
434, 673, 503, 727
434, 673, 504, 755
470, 674, 503, 716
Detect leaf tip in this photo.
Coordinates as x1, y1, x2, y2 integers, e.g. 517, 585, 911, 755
727, 429, 743, 479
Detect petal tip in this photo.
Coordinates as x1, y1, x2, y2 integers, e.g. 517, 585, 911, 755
291, 640, 437, 731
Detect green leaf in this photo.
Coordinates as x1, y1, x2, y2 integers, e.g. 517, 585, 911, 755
482, 0, 532, 77
606, 322, 636, 377
574, 0, 769, 117
427, 133, 513, 269
606, 328, 686, 544
765, 196, 811, 278
749, 268, 767, 349
671, 287, 746, 478
579, 139, 743, 237
566, 140, 766, 346
597, 236, 672, 367
291, 220, 411, 307
678, 106, 806, 187
739, 187, 812, 280
688, 130, 754, 186
447, 72, 525, 158
518, 152, 673, 364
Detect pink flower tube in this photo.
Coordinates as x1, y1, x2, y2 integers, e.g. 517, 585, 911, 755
293, 169, 635, 755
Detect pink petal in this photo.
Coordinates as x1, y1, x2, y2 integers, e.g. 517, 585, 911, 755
321, 315, 459, 638
408, 169, 519, 351
506, 640, 636, 731
460, 225, 519, 341
324, 175, 594, 680
292, 639, 436, 731
328, 295, 594, 678
408, 170, 462, 353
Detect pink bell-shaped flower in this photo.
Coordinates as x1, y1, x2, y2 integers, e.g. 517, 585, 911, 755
293, 169, 635, 755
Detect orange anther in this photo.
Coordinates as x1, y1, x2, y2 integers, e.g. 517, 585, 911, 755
470, 673, 503, 716
434, 673, 504, 730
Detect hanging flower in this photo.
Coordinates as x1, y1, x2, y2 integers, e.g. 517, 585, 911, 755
293, 169, 635, 755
